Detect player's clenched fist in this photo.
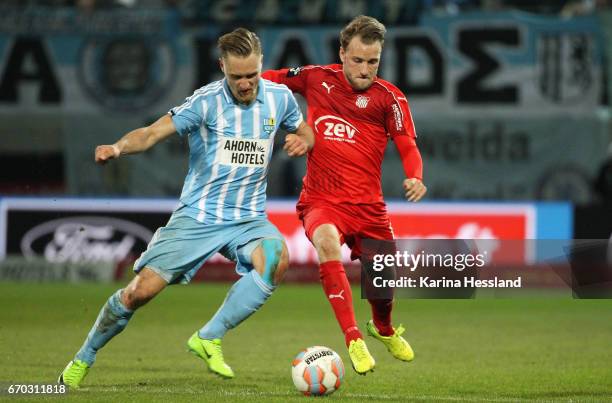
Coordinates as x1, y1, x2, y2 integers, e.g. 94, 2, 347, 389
403, 178, 427, 202
283, 133, 309, 157
95, 144, 121, 165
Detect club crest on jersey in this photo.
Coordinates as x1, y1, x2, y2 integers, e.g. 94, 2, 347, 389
263, 117, 275, 133
355, 95, 370, 108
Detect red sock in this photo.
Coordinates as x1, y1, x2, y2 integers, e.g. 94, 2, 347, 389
319, 261, 362, 346
369, 299, 394, 336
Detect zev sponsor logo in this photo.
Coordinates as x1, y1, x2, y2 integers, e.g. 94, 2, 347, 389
314, 115, 359, 144
20, 216, 153, 263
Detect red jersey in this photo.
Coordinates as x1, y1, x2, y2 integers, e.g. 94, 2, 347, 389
262, 64, 417, 207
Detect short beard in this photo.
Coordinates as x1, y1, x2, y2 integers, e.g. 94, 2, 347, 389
347, 75, 373, 91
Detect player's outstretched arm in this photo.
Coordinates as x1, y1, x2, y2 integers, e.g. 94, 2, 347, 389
95, 114, 177, 165
393, 135, 427, 202
284, 121, 314, 157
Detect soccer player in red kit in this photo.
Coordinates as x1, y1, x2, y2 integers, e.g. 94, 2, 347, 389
263, 15, 426, 374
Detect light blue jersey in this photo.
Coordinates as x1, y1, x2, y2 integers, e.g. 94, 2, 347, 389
72, 54, 302, 371
170, 78, 303, 224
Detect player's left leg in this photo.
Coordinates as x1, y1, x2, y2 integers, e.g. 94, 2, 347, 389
190, 220, 288, 377
362, 266, 414, 362
358, 218, 414, 362
198, 238, 288, 336
365, 319, 414, 362
363, 280, 414, 362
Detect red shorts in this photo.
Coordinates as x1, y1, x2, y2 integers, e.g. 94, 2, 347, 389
297, 201, 394, 260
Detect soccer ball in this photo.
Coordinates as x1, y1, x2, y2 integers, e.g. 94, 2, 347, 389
291, 346, 345, 396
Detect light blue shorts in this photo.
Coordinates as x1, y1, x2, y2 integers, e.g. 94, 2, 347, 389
134, 206, 283, 284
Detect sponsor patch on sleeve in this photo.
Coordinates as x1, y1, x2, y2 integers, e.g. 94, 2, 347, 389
287, 67, 303, 77
391, 103, 403, 131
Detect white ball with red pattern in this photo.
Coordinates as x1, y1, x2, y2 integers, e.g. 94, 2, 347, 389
291, 346, 345, 396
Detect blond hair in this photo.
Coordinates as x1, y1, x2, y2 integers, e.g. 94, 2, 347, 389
340, 15, 386, 49
217, 28, 262, 58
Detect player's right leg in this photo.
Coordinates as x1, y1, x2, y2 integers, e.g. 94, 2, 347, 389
58, 268, 167, 389
311, 223, 375, 375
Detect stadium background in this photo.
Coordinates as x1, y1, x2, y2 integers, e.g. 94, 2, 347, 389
0, 0, 611, 401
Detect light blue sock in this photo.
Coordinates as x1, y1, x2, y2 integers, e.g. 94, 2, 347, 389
198, 270, 274, 339
199, 239, 282, 339
75, 289, 134, 366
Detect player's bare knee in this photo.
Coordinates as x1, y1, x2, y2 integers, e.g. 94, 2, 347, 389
315, 236, 342, 261
121, 268, 166, 310
121, 283, 153, 310
259, 238, 285, 287
274, 245, 290, 285
121, 288, 141, 310
126, 287, 156, 310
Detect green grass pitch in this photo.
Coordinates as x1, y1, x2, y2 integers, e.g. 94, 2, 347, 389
1, 282, 611, 402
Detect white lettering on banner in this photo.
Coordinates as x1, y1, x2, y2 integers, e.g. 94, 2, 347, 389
205, 222, 504, 266
219, 137, 270, 167
20, 217, 153, 263
0, 14, 602, 117
3, 199, 543, 266
45, 224, 135, 263
393, 222, 497, 240
393, 223, 505, 265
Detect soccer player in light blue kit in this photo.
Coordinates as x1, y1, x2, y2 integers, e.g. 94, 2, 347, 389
59, 28, 314, 388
